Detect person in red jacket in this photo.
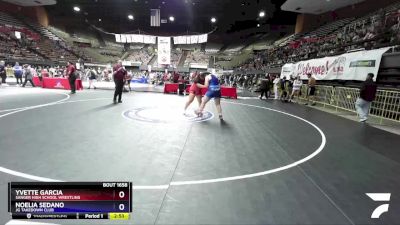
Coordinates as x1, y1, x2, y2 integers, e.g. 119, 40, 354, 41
113, 60, 127, 104
66, 61, 76, 94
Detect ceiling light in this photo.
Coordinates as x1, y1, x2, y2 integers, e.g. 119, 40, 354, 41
169, 16, 175, 22
257, 24, 260, 27
73, 6, 80, 12
259, 11, 265, 17
128, 15, 134, 20
98, 18, 102, 22
211, 17, 216, 23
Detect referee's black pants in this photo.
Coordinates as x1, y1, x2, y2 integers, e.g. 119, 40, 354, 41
69, 75, 76, 93
114, 79, 124, 102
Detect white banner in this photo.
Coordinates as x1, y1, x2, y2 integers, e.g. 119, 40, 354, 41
190, 35, 198, 44
158, 37, 171, 65
143, 35, 156, 44
281, 47, 390, 81
198, 34, 208, 43
120, 34, 127, 43
115, 34, 207, 44
132, 34, 144, 43
126, 35, 132, 43
115, 34, 121, 43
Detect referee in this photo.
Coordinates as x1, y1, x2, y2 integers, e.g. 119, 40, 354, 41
113, 60, 126, 104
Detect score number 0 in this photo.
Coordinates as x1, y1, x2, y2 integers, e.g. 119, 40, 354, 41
118, 191, 125, 211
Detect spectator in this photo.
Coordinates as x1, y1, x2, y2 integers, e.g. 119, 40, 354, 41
259, 75, 270, 100
22, 64, 35, 87
291, 76, 303, 103
355, 73, 377, 122
305, 73, 316, 106
0, 60, 6, 85
279, 77, 288, 102
13, 62, 23, 85
273, 75, 280, 100
88, 68, 97, 90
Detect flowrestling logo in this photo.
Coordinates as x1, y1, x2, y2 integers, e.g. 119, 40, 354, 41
366, 193, 391, 219
123, 106, 214, 123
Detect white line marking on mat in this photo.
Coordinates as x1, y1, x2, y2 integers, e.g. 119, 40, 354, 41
0, 97, 326, 189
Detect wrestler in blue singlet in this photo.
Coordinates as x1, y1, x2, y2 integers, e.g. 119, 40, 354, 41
205, 74, 221, 98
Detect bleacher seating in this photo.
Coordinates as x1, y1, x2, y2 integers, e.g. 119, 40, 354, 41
184, 51, 209, 66
236, 1, 400, 71
126, 49, 152, 64
0, 12, 44, 61
0, 12, 82, 63
205, 43, 223, 53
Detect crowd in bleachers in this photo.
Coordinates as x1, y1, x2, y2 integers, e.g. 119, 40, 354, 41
238, 3, 400, 71
185, 51, 209, 65
0, 32, 42, 61
170, 49, 181, 66
126, 49, 152, 64
0, 11, 83, 63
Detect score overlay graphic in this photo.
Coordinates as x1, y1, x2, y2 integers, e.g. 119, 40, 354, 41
8, 182, 132, 220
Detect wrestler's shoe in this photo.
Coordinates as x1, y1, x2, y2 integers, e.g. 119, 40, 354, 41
194, 110, 203, 117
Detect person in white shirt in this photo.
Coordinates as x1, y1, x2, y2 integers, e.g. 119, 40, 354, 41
273, 76, 281, 100
291, 76, 303, 103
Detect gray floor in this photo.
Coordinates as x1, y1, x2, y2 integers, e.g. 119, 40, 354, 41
1, 87, 399, 225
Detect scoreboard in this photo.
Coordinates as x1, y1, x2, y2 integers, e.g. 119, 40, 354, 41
8, 182, 132, 220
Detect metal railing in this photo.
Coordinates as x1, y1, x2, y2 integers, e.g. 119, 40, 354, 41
298, 85, 400, 124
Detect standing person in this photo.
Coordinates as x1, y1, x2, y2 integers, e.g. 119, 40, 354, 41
22, 65, 35, 87
66, 61, 76, 94
13, 62, 23, 86
184, 73, 205, 114
305, 73, 316, 106
112, 60, 127, 104
88, 68, 97, 89
0, 61, 6, 86
229, 75, 234, 86
259, 74, 269, 100
291, 76, 303, 103
285, 77, 294, 102
355, 73, 377, 122
124, 70, 132, 92
273, 75, 280, 100
196, 72, 223, 120
279, 77, 288, 102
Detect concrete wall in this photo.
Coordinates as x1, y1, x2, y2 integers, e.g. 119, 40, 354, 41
0, 1, 49, 27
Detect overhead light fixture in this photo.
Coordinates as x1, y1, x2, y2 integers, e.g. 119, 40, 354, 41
128, 15, 134, 20
73, 6, 80, 12
98, 18, 102, 22
169, 16, 175, 22
211, 17, 216, 23
257, 24, 260, 27
259, 11, 265, 17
